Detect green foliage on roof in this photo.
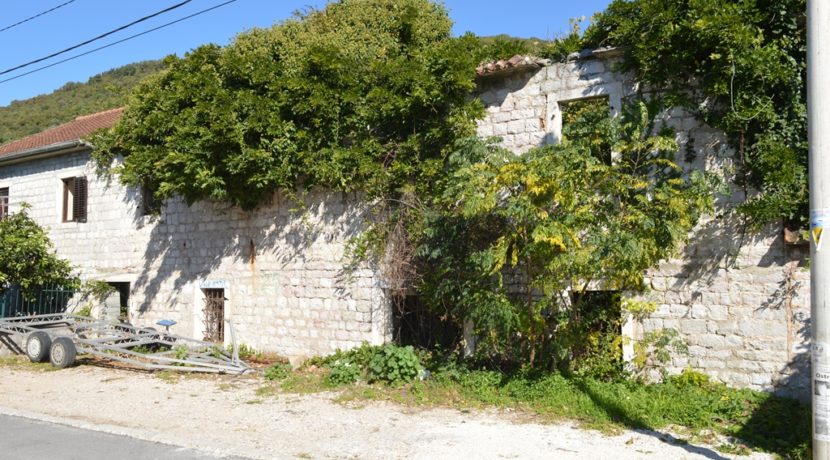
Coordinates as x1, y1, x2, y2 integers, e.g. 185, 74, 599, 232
584, 0, 808, 227
0, 60, 166, 144
92, 0, 483, 210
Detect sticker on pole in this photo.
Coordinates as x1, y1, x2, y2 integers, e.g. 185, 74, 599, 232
810, 209, 830, 251
815, 342, 830, 441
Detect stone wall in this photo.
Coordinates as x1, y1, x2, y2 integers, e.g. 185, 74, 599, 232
0, 152, 392, 359
475, 53, 811, 399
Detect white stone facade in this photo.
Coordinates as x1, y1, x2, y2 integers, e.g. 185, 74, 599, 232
0, 151, 392, 359
475, 53, 810, 400
0, 51, 810, 399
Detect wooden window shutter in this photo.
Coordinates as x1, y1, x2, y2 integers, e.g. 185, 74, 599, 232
73, 176, 88, 223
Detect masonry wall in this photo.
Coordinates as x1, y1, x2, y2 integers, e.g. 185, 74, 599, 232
475, 54, 811, 400
0, 152, 392, 359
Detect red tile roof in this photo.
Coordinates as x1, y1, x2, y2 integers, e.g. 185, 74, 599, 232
476, 55, 549, 79
0, 107, 123, 157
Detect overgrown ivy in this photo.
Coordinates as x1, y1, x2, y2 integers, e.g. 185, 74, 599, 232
583, 0, 808, 228
92, 0, 483, 209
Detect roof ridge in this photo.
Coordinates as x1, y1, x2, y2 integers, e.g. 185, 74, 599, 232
74, 106, 124, 121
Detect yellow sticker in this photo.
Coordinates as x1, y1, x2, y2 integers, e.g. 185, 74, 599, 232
811, 209, 830, 252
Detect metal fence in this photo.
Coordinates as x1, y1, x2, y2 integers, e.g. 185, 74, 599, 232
0, 284, 76, 318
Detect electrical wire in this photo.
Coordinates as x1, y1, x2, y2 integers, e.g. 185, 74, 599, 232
0, 0, 79, 34
0, 0, 239, 85
0, 0, 193, 76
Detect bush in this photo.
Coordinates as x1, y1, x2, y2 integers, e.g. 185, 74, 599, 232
367, 344, 422, 385
264, 362, 292, 381
669, 368, 711, 389
311, 342, 423, 386
326, 359, 361, 386
227, 343, 263, 362
0, 204, 79, 294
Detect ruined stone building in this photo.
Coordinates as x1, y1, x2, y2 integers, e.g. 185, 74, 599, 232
0, 49, 810, 399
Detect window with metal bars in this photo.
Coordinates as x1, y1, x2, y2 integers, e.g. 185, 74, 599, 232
202, 288, 225, 343
0, 187, 8, 220
62, 176, 88, 223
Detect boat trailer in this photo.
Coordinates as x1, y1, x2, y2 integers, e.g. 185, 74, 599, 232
0, 314, 251, 374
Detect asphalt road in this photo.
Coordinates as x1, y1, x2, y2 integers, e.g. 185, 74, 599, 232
0, 414, 248, 460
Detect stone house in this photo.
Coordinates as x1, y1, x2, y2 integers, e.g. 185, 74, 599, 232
475, 50, 810, 400
0, 108, 393, 359
0, 50, 810, 399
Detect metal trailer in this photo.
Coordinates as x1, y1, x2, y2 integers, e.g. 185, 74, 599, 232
0, 314, 251, 374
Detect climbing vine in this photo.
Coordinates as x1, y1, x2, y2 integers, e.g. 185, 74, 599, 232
583, 0, 807, 227
93, 0, 483, 209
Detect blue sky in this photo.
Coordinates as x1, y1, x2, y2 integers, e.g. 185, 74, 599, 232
0, 0, 612, 107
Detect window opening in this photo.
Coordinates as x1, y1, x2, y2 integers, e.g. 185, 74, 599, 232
560, 96, 613, 165
0, 187, 8, 220
62, 176, 88, 222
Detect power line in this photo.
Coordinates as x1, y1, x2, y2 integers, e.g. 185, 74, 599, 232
0, 0, 193, 76
0, 0, 79, 34
0, 0, 240, 86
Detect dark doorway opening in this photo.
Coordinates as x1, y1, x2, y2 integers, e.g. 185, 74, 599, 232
392, 295, 460, 350
107, 282, 130, 321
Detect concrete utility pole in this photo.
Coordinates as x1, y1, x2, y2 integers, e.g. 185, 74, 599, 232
809, 1, 830, 458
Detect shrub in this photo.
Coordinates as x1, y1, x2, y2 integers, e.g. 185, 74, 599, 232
326, 359, 361, 386
264, 362, 293, 381
228, 343, 263, 362
367, 344, 422, 385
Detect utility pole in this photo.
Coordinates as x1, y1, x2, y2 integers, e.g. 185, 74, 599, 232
809, 1, 830, 458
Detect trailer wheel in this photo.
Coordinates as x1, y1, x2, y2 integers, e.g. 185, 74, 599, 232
49, 337, 77, 369
25, 331, 52, 363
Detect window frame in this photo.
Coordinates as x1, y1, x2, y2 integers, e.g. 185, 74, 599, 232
0, 187, 8, 220
61, 176, 88, 223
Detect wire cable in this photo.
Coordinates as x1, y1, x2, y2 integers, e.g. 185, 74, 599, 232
0, 0, 239, 85
0, 0, 79, 34
0, 0, 193, 76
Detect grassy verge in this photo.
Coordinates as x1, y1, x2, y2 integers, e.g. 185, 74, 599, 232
0, 355, 59, 372
260, 354, 810, 459
3, 346, 810, 458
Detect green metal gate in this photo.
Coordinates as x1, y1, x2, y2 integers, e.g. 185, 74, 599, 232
0, 284, 76, 318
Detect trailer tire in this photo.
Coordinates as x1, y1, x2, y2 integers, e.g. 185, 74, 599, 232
26, 331, 51, 363
49, 337, 77, 369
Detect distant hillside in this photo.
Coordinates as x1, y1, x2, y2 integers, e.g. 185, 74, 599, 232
0, 60, 166, 143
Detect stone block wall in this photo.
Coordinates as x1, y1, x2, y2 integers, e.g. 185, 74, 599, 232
0, 152, 392, 359
475, 53, 811, 399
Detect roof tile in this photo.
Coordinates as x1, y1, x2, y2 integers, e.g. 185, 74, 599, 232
0, 107, 123, 157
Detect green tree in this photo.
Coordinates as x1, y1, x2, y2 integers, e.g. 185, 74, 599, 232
418, 100, 717, 372
0, 205, 79, 294
583, 0, 807, 227
93, 0, 483, 209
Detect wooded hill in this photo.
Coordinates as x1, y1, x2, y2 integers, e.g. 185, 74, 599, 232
0, 60, 166, 144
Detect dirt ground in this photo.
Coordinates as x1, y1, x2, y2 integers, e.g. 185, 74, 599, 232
0, 362, 771, 460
